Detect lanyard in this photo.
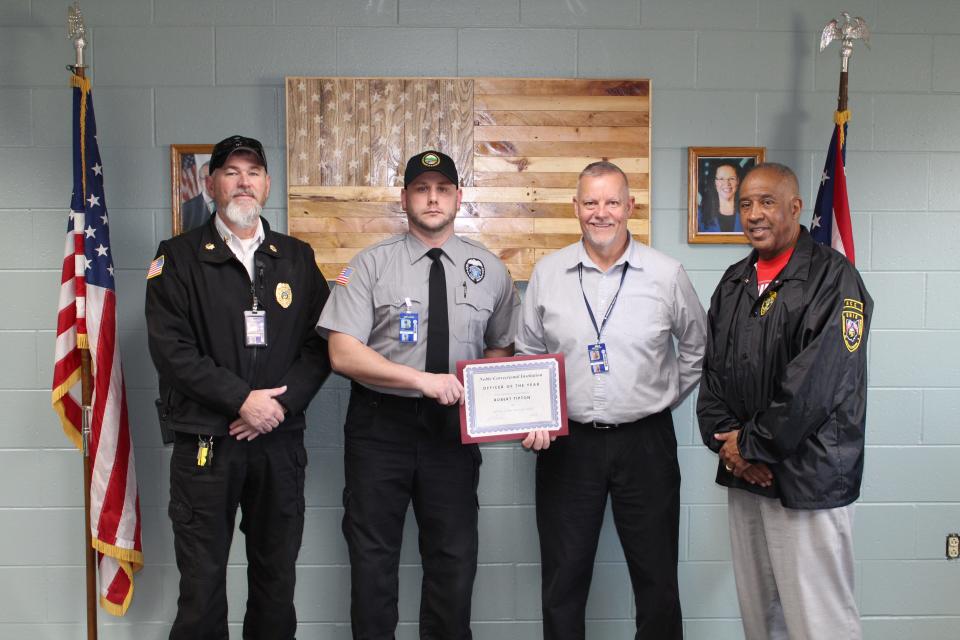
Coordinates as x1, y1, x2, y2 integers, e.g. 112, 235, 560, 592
578, 262, 629, 342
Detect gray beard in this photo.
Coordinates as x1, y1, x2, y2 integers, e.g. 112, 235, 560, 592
224, 200, 262, 229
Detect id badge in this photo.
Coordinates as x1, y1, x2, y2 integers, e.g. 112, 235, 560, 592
244, 309, 267, 347
399, 312, 419, 343
587, 342, 609, 374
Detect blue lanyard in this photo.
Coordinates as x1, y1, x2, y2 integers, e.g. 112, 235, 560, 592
578, 262, 629, 342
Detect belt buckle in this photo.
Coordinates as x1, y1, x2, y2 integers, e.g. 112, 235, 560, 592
591, 421, 616, 430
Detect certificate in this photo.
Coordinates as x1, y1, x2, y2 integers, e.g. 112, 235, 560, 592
456, 354, 568, 444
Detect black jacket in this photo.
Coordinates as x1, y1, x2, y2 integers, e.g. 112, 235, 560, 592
145, 217, 330, 439
697, 228, 872, 509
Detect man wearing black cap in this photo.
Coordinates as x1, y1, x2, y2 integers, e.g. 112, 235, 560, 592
318, 150, 520, 639
146, 135, 331, 639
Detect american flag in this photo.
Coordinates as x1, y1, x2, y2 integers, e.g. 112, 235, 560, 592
180, 152, 200, 202
51, 74, 143, 616
811, 110, 856, 264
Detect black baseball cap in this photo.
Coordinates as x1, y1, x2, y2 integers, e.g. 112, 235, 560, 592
403, 150, 459, 188
209, 135, 268, 172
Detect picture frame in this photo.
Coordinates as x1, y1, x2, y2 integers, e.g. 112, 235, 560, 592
170, 144, 215, 237
687, 146, 765, 244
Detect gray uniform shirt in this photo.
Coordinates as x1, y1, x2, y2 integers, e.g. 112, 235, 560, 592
516, 238, 707, 424
318, 232, 520, 397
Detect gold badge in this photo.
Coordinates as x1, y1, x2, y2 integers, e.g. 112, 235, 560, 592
759, 291, 777, 317
276, 282, 293, 309
841, 298, 864, 352
269, 244, 278, 253
204, 243, 215, 250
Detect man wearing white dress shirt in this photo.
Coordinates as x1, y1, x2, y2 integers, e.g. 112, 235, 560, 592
516, 161, 707, 640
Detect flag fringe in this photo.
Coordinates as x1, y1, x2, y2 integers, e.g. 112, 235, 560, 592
834, 109, 851, 148
92, 538, 144, 568
51, 370, 83, 450
99, 560, 135, 617
69, 74, 91, 197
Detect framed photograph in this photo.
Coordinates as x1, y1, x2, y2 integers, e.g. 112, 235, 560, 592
170, 144, 215, 237
688, 146, 765, 244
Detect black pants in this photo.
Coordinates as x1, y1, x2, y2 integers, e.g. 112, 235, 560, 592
536, 412, 682, 640
168, 429, 307, 640
342, 386, 481, 640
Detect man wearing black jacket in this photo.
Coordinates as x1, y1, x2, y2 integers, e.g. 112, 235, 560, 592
146, 135, 331, 640
697, 163, 871, 640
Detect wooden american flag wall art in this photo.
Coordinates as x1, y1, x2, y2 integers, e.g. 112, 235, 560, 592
285, 77, 651, 281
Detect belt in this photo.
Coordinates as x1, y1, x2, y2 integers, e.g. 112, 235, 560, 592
350, 381, 423, 412
569, 411, 666, 431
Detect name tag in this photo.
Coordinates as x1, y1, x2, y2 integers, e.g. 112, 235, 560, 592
399, 312, 419, 343
244, 309, 267, 347
587, 342, 609, 374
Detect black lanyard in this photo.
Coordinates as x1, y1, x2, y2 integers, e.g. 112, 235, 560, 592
578, 262, 629, 342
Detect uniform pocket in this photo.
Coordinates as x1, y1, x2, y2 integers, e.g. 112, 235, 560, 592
168, 499, 193, 524
453, 288, 495, 344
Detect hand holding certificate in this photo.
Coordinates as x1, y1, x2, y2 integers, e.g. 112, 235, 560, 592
456, 354, 568, 444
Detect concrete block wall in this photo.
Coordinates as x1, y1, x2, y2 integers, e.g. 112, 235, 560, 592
1, 0, 958, 637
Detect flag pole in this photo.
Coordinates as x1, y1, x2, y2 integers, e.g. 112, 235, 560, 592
67, 4, 99, 638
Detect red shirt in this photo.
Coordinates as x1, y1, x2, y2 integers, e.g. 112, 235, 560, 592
756, 246, 794, 295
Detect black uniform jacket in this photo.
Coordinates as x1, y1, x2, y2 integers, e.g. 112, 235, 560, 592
146, 217, 330, 438
697, 228, 873, 509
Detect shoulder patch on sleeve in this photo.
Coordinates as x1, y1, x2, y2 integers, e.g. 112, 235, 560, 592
146, 255, 165, 280
841, 298, 864, 352
334, 266, 353, 286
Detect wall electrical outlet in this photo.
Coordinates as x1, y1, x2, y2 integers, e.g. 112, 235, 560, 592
947, 533, 960, 560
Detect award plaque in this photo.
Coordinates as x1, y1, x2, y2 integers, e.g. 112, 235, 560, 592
457, 354, 568, 444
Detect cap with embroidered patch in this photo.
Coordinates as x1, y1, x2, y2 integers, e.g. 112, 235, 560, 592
209, 135, 268, 173
403, 150, 458, 188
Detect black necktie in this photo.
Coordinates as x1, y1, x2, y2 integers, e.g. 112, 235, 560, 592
424, 248, 449, 375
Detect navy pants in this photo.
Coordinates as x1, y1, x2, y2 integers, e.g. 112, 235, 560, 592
342, 386, 480, 640
168, 428, 307, 640
536, 411, 683, 640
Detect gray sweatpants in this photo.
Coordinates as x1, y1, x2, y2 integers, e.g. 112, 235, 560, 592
727, 489, 862, 640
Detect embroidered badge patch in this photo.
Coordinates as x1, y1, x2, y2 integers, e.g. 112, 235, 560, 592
276, 282, 292, 309
759, 291, 777, 317
464, 258, 485, 283
841, 298, 864, 352
146, 255, 165, 279
335, 266, 353, 287
422, 152, 440, 167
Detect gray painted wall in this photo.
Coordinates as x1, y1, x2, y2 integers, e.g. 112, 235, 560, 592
1, 1, 958, 638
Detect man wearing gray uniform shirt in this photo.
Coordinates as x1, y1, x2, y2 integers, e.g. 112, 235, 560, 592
517, 161, 707, 640
317, 150, 519, 640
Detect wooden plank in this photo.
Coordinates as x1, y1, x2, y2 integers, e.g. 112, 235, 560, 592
290, 198, 649, 220
474, 78, 649, 97
290, 217, 408, 233
291, 186, 401, 201
464, 187, 649, 205
355, 79, 371, 186
299, 232, 395, 248
473, 172, 649, 189
369, 78, 405, 187
474, 126, 649, 143
505, 264, 533, 281
290, 185, 648, 205
289, 200, 405, 217
475, 140, 648, 158
474, 156, 649, 173
443, 78, 474, 186
475, 110, 649, 127
292, 216, 541, 234
474, 95, 648, 112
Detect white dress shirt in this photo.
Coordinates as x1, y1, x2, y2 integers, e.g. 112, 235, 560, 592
214, 214, 265, 281
516, 238, 707, 424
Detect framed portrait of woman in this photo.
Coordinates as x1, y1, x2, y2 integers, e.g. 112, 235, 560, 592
170, 144, 215, 237
687, 146, 765, 244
